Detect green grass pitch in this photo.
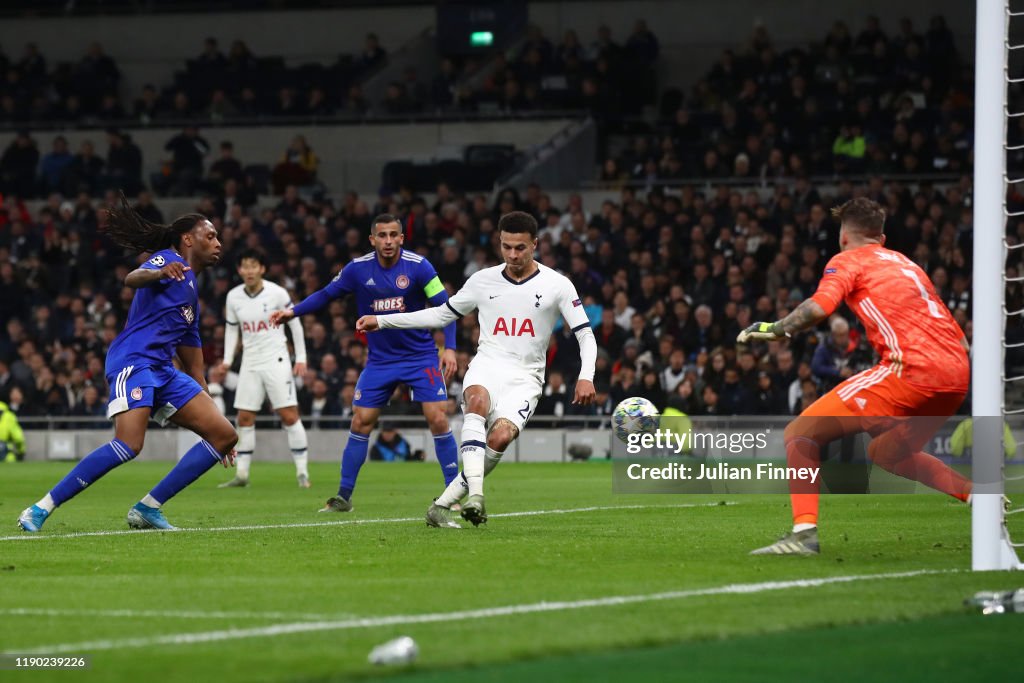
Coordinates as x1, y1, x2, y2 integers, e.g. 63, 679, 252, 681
0, 460, 1021, 682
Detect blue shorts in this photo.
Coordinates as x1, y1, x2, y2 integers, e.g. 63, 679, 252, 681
106, 364, 204, 426
354, 357, 448, 408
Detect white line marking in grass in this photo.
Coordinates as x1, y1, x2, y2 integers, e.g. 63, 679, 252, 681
0, 607, 351, 621
0, 503, 733, 542
12, 569, 949, 655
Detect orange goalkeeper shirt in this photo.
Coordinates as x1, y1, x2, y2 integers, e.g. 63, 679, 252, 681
810, 243, 969, 393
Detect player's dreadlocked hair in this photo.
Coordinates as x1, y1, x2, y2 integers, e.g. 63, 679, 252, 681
102, 192, 208, 254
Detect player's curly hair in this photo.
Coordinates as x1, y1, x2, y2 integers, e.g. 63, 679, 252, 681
102, 191, 208, 254
497, 211, 538, 238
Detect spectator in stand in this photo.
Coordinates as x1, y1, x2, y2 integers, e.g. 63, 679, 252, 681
370, 424, 416, 462
207, 141, 245, 191
810, 316, 856, 392
133, 190, 164, 224
74, 42, 120, 113
159, 125, 209, 196
134, 84, 161, 125
537, 370, 570, 418
38, 136, 73, 196
197, 37, 227, 70
104, 129, 143, 195
63, 140, 104, 197
354, 33, 387, 74
272, 135, 318, 193
69, 384, 106, 429
0, 131, 39, 198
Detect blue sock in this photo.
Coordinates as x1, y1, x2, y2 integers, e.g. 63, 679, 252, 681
50, 438, 136, 507
433, 431, 459, 486
148, 440, 222, 505
338, 431, 370, 500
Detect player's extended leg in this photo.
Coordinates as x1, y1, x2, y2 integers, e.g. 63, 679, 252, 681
219, 409, 256, 488
458, 386, 491, 526
427, 386, 491, 528
18, 407, 150, 533
427, 417, 516, 528
751, 390, 864, 556
129, 392, 237, 530
322, 406, 381, 512
278, 406, 310, 488
866, 395, 971, 501
420, 400, 459, 486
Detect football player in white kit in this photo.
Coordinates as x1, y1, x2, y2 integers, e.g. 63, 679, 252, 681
357, 212, 597, 526
218, 249, 312, 488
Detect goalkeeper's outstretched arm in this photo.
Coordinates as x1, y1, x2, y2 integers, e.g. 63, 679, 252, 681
737, 299, 828, 343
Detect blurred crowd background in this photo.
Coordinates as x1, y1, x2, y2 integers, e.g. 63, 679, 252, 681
0, 2, 995, 426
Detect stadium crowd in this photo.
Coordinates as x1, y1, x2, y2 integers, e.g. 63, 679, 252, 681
601, 14, 970, 183
0, 11, 985, 426
0, 14, 968, 202
0, 170, 979, 424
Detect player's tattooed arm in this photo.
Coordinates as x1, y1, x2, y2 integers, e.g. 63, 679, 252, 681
776, 298, 828, 336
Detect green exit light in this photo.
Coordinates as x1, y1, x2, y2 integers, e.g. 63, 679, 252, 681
470, 31, 494, 47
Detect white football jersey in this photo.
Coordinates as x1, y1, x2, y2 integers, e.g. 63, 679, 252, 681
447, 263, 590, 381
225, 281, 306, 367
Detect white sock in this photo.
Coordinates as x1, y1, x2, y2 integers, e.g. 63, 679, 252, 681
436, 473, 469, 508
141, 493, 162, 508
285, 421, 309, 477
460, 413, 487, 497
484, 447, 504, 477
793, 523, 816, 533
236, 425, 255, 480
36, 493, 55, 513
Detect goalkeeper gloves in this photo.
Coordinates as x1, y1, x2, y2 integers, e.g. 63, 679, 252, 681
737, 321, 790, 343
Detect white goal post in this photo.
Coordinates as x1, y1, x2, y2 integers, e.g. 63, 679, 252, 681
973, 0, 1022, 570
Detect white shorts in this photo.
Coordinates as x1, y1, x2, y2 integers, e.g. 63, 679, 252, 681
462, 359, 542, 433
233, 359, 297, 411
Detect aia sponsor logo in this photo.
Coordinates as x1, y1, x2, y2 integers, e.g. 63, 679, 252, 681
180, 305, 195, 324
242, 320, 271, 333
492, 317, 535, 337
372, 296, 406, 313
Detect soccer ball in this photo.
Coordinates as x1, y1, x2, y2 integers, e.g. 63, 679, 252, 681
612, 397, 660, 443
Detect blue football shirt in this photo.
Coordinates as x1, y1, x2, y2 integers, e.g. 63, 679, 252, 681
105, 249, 202, 373
291, 249, 455, 363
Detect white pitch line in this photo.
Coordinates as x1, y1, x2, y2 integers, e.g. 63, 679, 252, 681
0, 607, 352, 621
0, 503, 731, 542
11, 569, 949, 655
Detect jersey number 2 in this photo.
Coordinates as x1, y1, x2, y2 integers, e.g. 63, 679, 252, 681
900, 268, 944, 319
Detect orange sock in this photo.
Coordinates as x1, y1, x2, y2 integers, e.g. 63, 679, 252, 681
786, 436, 822, 526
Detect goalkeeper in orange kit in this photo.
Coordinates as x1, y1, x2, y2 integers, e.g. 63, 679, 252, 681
738, 198, 972, 555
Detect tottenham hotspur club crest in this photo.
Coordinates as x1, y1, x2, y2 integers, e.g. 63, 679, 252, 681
535, 293, 542, 308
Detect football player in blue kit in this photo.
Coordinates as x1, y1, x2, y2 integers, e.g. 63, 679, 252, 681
270, 214, 459, 512
17, 195, 238, 533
